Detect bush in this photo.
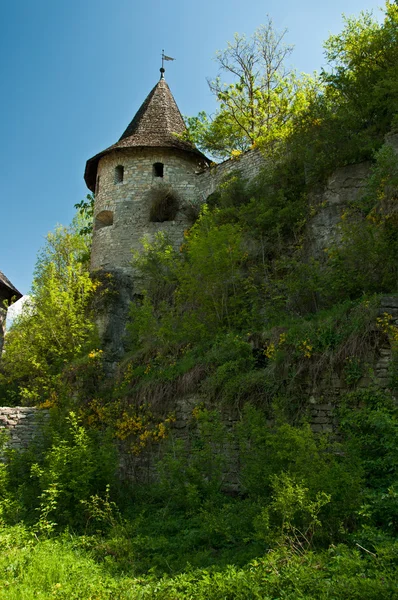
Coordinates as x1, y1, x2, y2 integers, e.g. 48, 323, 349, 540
237, 405, 363, 542
339, 388, 398, 534
2, 412, 118, 533
149, 185, 180, 222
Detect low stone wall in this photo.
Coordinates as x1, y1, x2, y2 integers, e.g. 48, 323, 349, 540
0, 407, 49, 450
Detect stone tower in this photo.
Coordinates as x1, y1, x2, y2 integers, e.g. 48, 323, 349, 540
84, 71, 209, 356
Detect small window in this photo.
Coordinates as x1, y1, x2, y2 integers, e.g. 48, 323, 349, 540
115, 165, 124, 184
95, 175, 100, 195
95, 210, 114, 230
153, 162, 164, 178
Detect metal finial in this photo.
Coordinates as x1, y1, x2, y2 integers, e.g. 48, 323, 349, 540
160, 49, 165, 79
160, 49, 175, 79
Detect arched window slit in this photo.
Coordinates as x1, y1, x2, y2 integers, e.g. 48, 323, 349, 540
115, 165, 124, 184
153, 162, 164, 178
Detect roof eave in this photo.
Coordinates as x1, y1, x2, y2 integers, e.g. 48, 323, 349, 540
0, 281, 22, 304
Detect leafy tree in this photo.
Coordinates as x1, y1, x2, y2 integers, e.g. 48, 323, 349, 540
185, 17, 318, 159
176, 208, 250, 334
323, 1, 398, 133
74, 193, 95, 236
0, 215, 97, 406
291, 1, 398, 182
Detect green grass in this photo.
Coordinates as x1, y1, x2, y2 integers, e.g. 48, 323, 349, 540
0, 524, 397, 599
0, 525, 133, 599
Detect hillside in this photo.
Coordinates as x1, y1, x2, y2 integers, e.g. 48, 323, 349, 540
0, 3, 397, 598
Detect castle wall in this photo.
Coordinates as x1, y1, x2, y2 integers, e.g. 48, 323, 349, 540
195, 149, 265, 201
1, 296, 396, 487
306, 162, 372, 259
89, 144, 378, 358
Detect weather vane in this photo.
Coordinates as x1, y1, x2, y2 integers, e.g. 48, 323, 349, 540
160, 49, 175, 78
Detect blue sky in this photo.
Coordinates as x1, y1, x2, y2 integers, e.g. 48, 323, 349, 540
0, 0, 386, 294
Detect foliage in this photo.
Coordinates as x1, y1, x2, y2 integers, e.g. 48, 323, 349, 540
185, 17, 318, 159
0, 523, 397, 599
289, 2, 398, 182
0, 401, 398, 597
128, 208, 252, 354
74, 193, 95, 236
83, 393, 176, 457
1, 411, 117, 532
0, 216, 98, 406
237, 405, 362, 541
323, 2, 398, 135
339, 388, 398, 535
156, 408, 229, 511
186, 3, 398, 175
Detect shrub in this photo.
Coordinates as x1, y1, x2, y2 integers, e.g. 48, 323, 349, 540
149, 185, 180, 222
339, 388, 398, 534
237, 405, 363, 542
3, 412, 118, 533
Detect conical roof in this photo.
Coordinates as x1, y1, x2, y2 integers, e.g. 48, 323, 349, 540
85, 77, 209, 192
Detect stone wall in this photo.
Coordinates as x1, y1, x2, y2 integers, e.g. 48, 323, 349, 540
0, 407, 49, 451
118, 295, 398, 483
306, 162, 372, 259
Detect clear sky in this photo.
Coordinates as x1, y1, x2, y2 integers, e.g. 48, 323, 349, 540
0, 0, 386, 294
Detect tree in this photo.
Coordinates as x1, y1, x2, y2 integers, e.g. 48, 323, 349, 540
0, 215, 97, 406
186, 17, 317, 159
291, 1, 398, 181
74, 193, 95, 236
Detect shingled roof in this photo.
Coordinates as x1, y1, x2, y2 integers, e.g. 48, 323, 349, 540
0, 271, 22, 303
85, 77, 209, 192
